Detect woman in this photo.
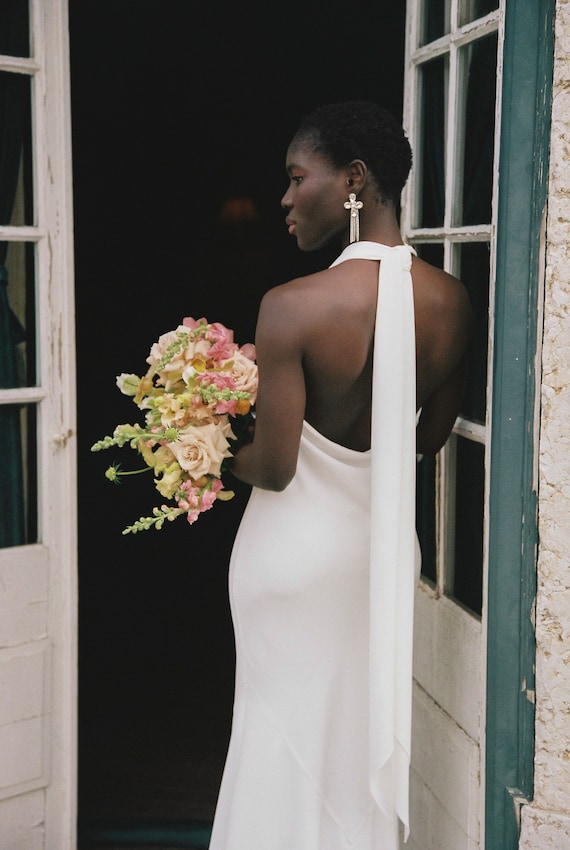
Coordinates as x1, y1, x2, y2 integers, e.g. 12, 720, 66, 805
209, 101, 472, 850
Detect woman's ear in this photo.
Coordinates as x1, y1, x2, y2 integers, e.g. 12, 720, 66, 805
346, 159, 367, 194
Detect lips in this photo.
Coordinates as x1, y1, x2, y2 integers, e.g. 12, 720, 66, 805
285, 218, 296, 235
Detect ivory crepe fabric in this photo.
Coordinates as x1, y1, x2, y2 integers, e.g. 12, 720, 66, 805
209, 242, 419, 850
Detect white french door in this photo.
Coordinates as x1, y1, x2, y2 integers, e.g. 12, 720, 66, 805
0, 1, 77, 848
402, 2, 502, 848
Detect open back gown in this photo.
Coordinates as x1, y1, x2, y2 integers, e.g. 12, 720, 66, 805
209, 242, 420, 850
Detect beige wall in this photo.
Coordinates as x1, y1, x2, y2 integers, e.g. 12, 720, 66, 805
519, 1, 570, 846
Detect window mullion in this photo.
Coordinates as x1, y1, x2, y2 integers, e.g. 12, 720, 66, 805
486, 6, 506, 441
406, 225, 492, 241
412, 39, 451, 64
450, 0, 460, 32
443, 41, 457, 241
402, 0, 419, 237
0, 387, 46, 405
454, 15, 500, 47
0, 56, 39, 74
437, 439, 456, 597
0, 227, 44, 241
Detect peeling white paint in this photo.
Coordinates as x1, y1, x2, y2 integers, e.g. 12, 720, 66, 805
51, 429, 74, 449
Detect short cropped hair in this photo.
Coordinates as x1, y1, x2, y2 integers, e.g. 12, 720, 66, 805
292, 101, 412, 204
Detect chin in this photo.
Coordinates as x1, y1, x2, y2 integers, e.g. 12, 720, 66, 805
296, 236, 329, 253
294, 238, 311, 252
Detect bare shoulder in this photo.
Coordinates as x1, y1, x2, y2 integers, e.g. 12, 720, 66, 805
256, 269, 333, 341
261, 267, 333, 305
412, 256, 471, 317
412, 255, 473, 346
412, 255, 474, 406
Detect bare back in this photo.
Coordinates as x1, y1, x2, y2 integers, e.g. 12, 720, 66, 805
286, 256, 472, 453
229, 252, 472, 491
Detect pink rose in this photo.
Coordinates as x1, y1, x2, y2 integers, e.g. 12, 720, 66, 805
182, 318, 237, 362
208, 337, 238, 362
182, 316, 206, 331
215, 399, 238, 415
240, 343, 256, 361
197, 372, 236, 391
206, 321, 234, 346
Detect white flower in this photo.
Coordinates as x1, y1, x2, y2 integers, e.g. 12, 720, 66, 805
116, 373, 140, 396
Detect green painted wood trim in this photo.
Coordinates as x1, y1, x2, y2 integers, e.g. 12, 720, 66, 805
77, 817, 212, 847
485, 1, 555, 848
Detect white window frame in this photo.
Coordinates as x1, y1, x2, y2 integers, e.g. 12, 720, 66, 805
401, 2, 503, 612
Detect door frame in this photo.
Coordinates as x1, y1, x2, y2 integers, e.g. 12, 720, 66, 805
0, 1, 77, 847
485, 0, 555, 847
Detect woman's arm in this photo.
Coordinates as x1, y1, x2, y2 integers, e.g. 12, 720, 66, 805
416, 354, 469, 456
228, 284, 307, 491
414, 260, 473, 456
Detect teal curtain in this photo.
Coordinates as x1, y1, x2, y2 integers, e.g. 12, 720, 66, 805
0, 0, 29, 547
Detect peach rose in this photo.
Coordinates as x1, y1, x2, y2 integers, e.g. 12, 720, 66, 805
168, 422, 233, 480
230, 350, 258, 403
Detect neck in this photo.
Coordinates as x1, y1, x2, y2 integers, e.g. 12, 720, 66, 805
341, 196, 404, 249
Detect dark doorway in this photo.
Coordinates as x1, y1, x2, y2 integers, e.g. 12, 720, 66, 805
70, 1, 405, 844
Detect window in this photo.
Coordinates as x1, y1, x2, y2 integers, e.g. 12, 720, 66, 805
404, 0, 501, 616
0, 1, 39, 548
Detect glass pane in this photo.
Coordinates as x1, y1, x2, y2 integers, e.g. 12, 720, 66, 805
417, 55, 448, 228
450, 435, 484, 615
459, 0, 499, 27
457, 242, 489, 423
1, 242, 37, 387
0, 0, 30, 58
420, 0, 451, 46
417, 454, 437, 584
0, 71, 34, 226
416, 242, 444, 269
0, 403, 37, 547
454, 32, 498, 226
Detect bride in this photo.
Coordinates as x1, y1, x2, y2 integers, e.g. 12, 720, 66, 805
208, 100, 472, 850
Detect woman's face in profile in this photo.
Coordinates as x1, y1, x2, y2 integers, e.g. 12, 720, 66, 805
281, 144, 348, 252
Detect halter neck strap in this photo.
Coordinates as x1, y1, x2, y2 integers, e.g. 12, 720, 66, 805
330, 239, 417, 840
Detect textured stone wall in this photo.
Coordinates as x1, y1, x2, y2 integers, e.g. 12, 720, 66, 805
519, 1, 570, 847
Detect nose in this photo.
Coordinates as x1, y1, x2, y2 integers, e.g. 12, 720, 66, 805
281, 187, 292, 209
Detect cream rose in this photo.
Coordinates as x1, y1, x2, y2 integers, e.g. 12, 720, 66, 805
168, 422, 232, 479
146, 326, 210, 382
230, 350, 259, 403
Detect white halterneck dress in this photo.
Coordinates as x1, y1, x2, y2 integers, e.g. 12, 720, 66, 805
209, 241, 419, 850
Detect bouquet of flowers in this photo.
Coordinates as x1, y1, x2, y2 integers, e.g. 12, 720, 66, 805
91, 316, 258, 533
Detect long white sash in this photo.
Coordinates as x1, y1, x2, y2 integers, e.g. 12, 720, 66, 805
330, 240, 417, 839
